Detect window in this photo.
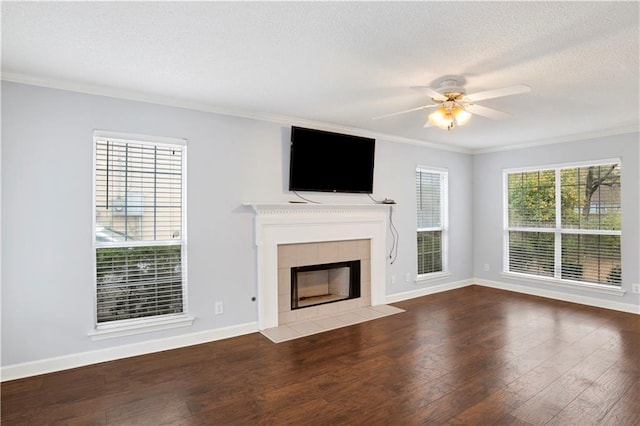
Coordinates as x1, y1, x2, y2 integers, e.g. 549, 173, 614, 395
505, 160, 621, 287
93, 132, 187, 328
416, 167, 448, 276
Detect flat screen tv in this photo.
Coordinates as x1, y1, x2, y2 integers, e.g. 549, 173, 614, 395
289, 126, 375, 194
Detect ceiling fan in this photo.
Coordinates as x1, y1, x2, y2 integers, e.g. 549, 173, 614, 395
373, 78, 531, 130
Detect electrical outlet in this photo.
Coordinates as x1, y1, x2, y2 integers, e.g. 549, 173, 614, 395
391, 275, 397, 285
405, 272, 411, 282
215, 301, 224, 315
632, 284, 640, 294
484, 264, 490, 272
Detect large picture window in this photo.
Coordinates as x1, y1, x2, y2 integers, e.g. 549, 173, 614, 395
505, 160, 621, 287
416, 167, 448, 276
94, 133, 187, 327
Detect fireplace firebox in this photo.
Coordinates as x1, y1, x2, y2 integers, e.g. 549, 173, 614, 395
291, 260, 361, 310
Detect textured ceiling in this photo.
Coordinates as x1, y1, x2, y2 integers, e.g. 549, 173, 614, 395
2, 1, 638, 152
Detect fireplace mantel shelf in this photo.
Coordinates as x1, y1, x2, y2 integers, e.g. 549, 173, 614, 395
245, 202, 393, 215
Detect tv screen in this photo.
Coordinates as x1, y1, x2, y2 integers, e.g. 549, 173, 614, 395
289, 127, 375, 194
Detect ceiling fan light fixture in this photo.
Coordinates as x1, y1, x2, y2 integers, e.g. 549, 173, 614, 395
428, 105, 470, 130
428, 107, 454, 130
453, 106, 471, 126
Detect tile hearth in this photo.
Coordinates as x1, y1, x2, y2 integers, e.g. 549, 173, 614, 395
260, 304, 404, 343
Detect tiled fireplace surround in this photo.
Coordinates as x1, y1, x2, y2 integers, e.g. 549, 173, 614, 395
278, 239, 371, 325
248, 204, 389, 330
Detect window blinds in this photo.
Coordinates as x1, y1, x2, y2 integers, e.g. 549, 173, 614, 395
417, 169, 442, 230
416, 168, 446, 275
96, 245, 183, 323
95, 138, 185, 323
506, 162, 621, 286
95, 140, 183, 242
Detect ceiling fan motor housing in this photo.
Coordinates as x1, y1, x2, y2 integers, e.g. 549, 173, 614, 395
435, 79, 466, 101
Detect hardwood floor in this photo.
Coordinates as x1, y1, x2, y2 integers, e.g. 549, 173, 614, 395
2, 285, 639, 425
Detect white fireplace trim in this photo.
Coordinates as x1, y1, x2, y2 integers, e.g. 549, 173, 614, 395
247, 203, 390, 330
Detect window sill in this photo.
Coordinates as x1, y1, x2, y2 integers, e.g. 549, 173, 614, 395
415, 271, 452, 284
89, 314, 195, 341
500, 272, 626, 296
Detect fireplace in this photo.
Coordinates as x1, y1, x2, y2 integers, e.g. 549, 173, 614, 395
292, 260, 361, 310
277, 239, 370, 324
247, 203, 390, 330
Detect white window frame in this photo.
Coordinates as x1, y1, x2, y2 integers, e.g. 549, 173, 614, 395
416, 166, 450, 282
90, 130, 193, 340
502, 158, 624, 296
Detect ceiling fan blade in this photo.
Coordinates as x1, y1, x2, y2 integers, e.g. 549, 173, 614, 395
411, 86, 447, 101
465, 104, 512, 120
372, 104, 438, 120
464, 84, 531, 102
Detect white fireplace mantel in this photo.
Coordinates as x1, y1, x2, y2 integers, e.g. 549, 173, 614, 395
247, 202, 392, 215
247, 203, 390, 329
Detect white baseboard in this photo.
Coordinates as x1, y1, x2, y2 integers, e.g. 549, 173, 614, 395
474, 278, 640, 315
1, 322, 258, 382
385, 278, 473, 304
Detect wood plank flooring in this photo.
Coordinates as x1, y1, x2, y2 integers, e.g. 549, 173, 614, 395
2, 285, 639, 425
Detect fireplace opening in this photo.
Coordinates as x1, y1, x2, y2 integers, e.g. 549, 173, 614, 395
291, 260, 361, 310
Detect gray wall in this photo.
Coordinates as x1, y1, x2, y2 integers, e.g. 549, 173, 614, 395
375, 140, 474, 293
3, 81, 636, 370
1, 82, 473, 367
472, 133, 640, 308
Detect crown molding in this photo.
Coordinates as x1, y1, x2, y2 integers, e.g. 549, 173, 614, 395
1, 72, 471, 154
472, 123, 640, 155
5, 72, 634, 156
